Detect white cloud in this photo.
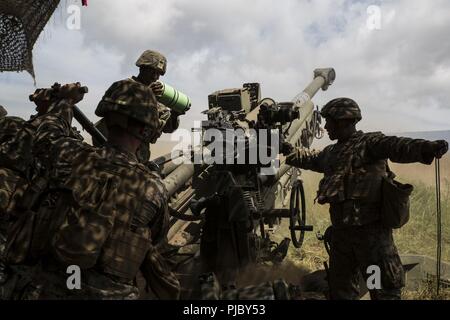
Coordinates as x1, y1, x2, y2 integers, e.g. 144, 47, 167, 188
1, 0, 449, 139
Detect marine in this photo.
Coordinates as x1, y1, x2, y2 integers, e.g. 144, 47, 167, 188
94, 50, 182, 163
282, 97, 448, 300
17, 81, 180, 299
0, 86, 84, 298
0, 96, 54, 286
0, 105, 27, 286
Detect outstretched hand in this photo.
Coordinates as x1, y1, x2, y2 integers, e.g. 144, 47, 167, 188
433, 140, 449, 159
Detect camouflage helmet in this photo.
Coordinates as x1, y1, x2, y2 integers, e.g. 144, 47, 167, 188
135, 50, 167, 75
95, 79, 159, 129
320, 97, 362, 122
0, 105, 7, 117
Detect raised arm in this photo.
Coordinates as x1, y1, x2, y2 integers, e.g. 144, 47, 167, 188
33, 84, 88, 176
365, 133, 448, 164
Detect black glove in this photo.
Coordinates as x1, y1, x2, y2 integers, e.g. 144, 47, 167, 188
422, 140, 448, 161
149, 81, 164, 97
145, 161, 161, 173
280, 141, 294, 156
433, 140, 449, 159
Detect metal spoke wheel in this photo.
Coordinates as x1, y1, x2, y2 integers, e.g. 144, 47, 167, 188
289, 179, 312, 248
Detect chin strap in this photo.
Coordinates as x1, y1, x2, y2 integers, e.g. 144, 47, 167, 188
435, 158, 442, 296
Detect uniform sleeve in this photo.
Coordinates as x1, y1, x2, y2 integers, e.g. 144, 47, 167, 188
156, 102, 180, 134
140, 173, 180, 299
285, 147, 326, 173
162, 111, 180, 133
34, 99, 74, 147
147, 175, 171, 245
33, 100, 89, 176
149, 204, 170, 244
366, 133, 436, 164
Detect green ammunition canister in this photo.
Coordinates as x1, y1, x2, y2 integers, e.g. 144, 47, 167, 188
157, 81, 191, 114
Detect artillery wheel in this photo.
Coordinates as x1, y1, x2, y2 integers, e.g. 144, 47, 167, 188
289, 179, 309, 248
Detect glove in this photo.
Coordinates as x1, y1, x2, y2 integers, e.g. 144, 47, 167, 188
433, 140, 448, 159
150, 81, 164, 97
58, 82, 87, 104
280, 141, 294, 156
422, 140, 448, 161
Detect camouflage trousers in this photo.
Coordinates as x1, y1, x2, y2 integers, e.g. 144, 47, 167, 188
328, 222, 405, 300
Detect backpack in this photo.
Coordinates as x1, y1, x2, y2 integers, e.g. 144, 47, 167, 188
380, 165, 414, 229
5, 147, 118, 266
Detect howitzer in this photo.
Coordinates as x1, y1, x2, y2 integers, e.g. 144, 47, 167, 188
161, 68, 335, 295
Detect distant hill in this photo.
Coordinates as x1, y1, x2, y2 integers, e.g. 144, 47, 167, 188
392, 130, 450, 142
311, 130, 450, 149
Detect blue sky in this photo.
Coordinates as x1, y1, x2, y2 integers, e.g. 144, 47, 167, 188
1, 0, 450, 141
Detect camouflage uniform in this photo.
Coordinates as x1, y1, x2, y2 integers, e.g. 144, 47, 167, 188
94, 50, 180, 163
92, 82, 173, 163
0, 114, 26, 286
0, 116, 28, 215
0, 104, 83, 297
286, 98, 440, 300
0, 98, 83, 224
134, 50, 180, 162
23, 80, 180, 300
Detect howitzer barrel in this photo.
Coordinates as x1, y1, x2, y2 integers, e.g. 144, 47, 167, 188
163, 163, 195, 197
161, 159, 183, 177
294, 68, 336, 103
286, 68, 335, 144
152, 150, 184, 175
244, 68, 335, 126
73, 106, 108, 145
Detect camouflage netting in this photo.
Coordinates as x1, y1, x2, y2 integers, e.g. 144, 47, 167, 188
0, 0, 60, 80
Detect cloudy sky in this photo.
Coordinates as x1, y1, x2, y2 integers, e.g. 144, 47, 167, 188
1, 0, 449, 144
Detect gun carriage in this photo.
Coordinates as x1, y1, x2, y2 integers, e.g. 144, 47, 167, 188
158, 68, 336, 297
